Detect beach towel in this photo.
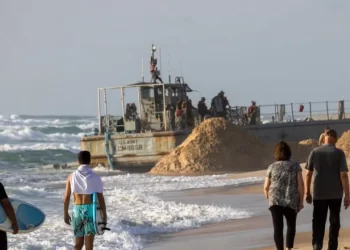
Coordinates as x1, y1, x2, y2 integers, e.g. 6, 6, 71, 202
70, 165, 103, 194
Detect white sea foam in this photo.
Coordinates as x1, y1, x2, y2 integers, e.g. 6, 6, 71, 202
0, 127, 84, 143
104, 188, 252, 234
5, 169, 261, 250
10, 114, 20, 120
1, 117, 68, 127
76, 122, 98, 130
0, 114, 262, 249
0, 114, 97, 130
7, 186, 49, 198
0, 143, 80, 152
0, 115, 96, 153
101, 174, 264, 194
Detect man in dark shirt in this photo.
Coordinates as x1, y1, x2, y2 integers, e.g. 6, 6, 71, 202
0, 182, 19, 249
305, 129, 349, 250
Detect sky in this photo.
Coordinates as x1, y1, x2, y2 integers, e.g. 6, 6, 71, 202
0, 0, 349, 115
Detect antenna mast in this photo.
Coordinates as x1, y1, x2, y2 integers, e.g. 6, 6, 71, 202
177, 41, 183, 77
179, 59, 183, 78
168, 54, 171, 83
151, 44, 156, 82
142, 58, 144, 82
159, 47, 162, 78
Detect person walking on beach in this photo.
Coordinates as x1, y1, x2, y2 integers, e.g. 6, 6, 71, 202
0, 182, 19, 250
318, 126, 330, 146
305, 129, 349, 250
64, 151, 107, 250
264, 141, 304, 250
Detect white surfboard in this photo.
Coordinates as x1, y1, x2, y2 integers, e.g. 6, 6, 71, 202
92, 193, 109, 235
0, 198, 46, 234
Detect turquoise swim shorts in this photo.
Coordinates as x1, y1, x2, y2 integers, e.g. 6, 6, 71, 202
72, 204, 96, 238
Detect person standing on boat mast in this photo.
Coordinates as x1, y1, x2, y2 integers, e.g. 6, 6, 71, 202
150, 44, 163, 84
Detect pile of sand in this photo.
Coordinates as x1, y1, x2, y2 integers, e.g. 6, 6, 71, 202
291, 139, 319, 162
298, 139, 318, 146
150, 118, 272, 175
288, 141, 316, 163
336, 130, 350, 157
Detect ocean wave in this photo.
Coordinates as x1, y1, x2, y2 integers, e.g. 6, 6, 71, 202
7, 177, 254, 250
0, 143, 80, 152
0, 127, 84, 143
102, 174, 264, 193
0, 147, 78, 166
106, 188, 252, 235
10, 114, 20, 120
6, 186, 49, 198
76, 122, 98, 130
1, 116, 69, 127
32, 126, 86, 134
0, 114, 98, 133
0, 115, 97, 165
0, 124, 97, 136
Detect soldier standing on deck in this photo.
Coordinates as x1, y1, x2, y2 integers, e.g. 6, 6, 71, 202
197, 97, 208, 122
247, 101, 258, 125
211, 91, 226, 118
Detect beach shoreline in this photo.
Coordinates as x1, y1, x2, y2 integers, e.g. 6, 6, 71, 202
147, 162, 350, 250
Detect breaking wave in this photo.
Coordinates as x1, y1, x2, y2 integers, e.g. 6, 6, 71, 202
0, 114, 97, 159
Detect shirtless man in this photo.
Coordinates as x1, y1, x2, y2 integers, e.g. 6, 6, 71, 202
318, 126, 330, 146
64, 151, 107, 250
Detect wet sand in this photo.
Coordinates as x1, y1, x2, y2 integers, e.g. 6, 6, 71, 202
259, 229, 350, 250
147, 161, 350, 250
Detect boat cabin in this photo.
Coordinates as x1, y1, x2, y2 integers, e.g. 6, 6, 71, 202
97, 45, 193, 135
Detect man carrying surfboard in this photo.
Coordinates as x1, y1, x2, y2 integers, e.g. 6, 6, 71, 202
0, 182, 19, 249
64, 151, 107, 250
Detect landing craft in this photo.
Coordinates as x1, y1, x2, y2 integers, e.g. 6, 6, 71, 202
80, 44, 350, 171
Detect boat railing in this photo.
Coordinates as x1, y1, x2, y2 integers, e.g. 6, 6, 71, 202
97, 83, 167, 134
257, 100, 350, 124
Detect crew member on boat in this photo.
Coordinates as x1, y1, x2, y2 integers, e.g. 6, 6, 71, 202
211, 91, 227, 118
197, 97, 209, 122
175, 101, 184, 130
150, 45, 163, 84
247, 101, 258, 125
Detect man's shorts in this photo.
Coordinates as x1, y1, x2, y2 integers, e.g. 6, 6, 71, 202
72, 204, 96, 238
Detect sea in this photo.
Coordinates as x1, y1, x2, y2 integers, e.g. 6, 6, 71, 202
0, 115, 263, 250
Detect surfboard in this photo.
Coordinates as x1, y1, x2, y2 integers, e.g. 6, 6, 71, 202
92, 192, 109, 235
0, 198, 46, 234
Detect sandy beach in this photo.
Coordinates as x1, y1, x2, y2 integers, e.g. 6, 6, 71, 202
147, 160, 350, 250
